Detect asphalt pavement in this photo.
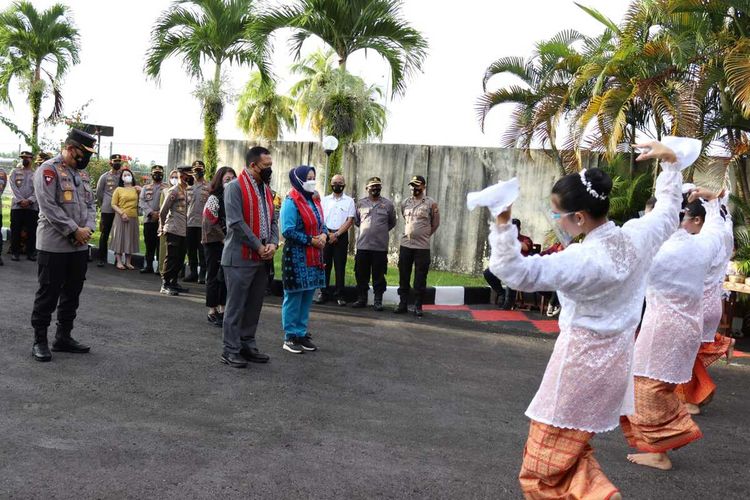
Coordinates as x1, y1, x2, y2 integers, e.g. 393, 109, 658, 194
0, 260, 748, 499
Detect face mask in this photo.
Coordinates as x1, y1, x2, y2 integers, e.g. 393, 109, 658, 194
170, 178, 178, 186
369, 187, 381, 198
112, 162, 122, 171
122, 174, 133, 184
331, 184, 344, 194
153, 174, 163, 182
186, 176, 194, 186
22, 159, 31, 167
303, 180, 317, 193
544, 210, 574, 248
259, 167, 273, 184
194, 170, 205, 179
74, 151, 92, 170
411, 187, 423, 196
223, 178, 234, 186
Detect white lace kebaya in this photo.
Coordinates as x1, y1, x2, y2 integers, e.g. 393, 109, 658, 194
487, 137, 699, 433
701, 210, 733, 342
634, 201, 725, 385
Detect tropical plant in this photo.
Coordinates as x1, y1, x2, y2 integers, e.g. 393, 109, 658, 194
251, 0, 428, 97
145, 0, 265, 177
0, 1, 80, 152
477, 29, 588, 175
289, 49, 338, 139
236, 71, 296, 143
599, 154, 654, 225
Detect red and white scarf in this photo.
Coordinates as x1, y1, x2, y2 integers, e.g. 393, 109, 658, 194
239, 169, 274, 261
289, 188, 325, 268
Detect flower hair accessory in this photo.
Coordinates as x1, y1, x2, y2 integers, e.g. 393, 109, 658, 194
579, 169, 607, 200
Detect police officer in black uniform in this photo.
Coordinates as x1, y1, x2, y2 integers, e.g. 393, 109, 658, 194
30, 129, 97, 362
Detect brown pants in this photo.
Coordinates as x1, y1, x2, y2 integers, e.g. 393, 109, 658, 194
675, 334, 734, 406
519, 420, 619, 500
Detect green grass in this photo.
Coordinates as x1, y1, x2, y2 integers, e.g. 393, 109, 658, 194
2, 195, 485, 287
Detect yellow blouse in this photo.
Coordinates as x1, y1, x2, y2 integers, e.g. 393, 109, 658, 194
112, 186, 139, 218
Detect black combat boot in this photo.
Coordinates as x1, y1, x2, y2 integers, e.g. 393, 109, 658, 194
393, 300, 408, 314
32, 329, 51, 362
51, 325, 90, 353
373, 295, 384, 312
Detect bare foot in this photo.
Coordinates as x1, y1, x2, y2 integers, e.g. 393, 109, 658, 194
610, 493, 622, 500
685, 403, 701, 415
726, 338, 735, 362
627, 452, 672, 470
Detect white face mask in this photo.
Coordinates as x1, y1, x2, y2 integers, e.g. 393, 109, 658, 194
303, 180, 316, 193
122, 174, 133, 184
170, 178, 178, 186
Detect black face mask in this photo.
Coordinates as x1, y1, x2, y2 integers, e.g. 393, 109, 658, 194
186, 176, 195, 186
74, 151, 92, 170
259, 167, 273, 184
411, 187, 423, 196
153, 174, 163, 183
368, 187, 381, 198
112, 162, 122, 171
22, 159, 31, 167
194, 170, 205, 179
331, 184, 345, 194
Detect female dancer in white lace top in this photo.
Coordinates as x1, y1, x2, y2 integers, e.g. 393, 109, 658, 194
488, 137, 699, 499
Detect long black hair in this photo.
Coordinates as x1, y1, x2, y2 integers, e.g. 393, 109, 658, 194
551, 168, 613, 218
209, 166, 236, 197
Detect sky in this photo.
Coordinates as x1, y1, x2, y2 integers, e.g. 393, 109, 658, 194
0, 0, 631, 164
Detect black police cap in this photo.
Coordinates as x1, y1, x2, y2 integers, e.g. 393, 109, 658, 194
67, 129, 96, 153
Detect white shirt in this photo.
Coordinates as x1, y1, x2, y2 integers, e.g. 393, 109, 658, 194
322, 192, 355, 230
701, 212, 733, 341
487, 140, 696, 433
634, 202, 724, 384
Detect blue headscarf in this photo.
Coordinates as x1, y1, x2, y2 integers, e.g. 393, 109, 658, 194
289, 165, 316, 199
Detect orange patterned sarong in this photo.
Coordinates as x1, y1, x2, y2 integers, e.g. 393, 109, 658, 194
519, 420, 619, 500
676, 334, 733, 406
620, 376, 702, 453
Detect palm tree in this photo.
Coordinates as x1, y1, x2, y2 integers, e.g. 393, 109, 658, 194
477, 30, 587, 176
236, 71, 296, 143
251, 0, 428, 97
289, 49, 338, 139
0, 1, 80, 152
145, 0, 265, 176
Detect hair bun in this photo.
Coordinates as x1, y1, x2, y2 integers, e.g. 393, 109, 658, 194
584, 168, 613, 197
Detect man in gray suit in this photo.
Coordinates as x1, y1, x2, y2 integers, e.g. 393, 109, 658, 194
220, 146, 278, 368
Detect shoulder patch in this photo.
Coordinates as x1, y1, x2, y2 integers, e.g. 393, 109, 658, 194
43, 169, 56, 185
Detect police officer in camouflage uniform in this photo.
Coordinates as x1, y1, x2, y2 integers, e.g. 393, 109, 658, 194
185, 160, 209, 283
95, 153, 123, 266
159, 166, 192, 295
9, 150, 38, 261
0, 166, 7, 266
30, 129, 97, 362
139, 165, 168, 274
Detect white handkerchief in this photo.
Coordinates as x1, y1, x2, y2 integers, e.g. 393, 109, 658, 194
466, 177, 520, 217
682, 182, 696, 194
661, 136, 702, 172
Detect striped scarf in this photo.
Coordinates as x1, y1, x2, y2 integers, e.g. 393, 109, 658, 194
289, 188, 325, 268
239, 169, 274, 261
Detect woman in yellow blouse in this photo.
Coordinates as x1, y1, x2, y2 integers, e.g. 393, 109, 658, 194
111, 168, 141, 270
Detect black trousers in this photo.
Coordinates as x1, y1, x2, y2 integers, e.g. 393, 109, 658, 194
354, 249, 387, 297
31, 250, 89, 342
204, 241, 226, 307
483, 268, 514, 303
10, 209, 38, 256
323, 231, 348, 298
186, 226, 205, 272
162, 233, 187, 283
98, 212, 115, 262
143, 222, 159, 270
397, 246, 430, 303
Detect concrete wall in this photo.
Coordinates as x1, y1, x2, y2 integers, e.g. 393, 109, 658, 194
168, 139, 602, 274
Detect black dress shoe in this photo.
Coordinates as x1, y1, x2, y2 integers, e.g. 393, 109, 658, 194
351, 299, 367, 308
97, 261, 105, 267
32, 343, 52, 362
27, 254, 36, 261
140, 266, 154, 274
220, 352, 248, 368
11, 254, 20, 262
393, 302, 407, 314
0, 255, 3, 266
51, 337, 90, 353
240, 347, 270, 363
172, 283, 190, 293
